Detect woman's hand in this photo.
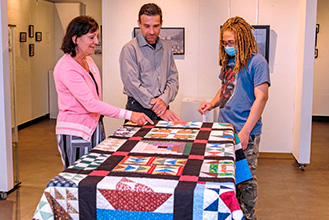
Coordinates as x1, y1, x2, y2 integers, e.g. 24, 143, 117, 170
130, 112, 154, 125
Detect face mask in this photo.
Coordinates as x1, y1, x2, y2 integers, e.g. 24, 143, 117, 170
225, 46, 236, 56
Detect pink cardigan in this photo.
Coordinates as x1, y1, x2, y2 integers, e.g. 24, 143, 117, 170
54, 54, 132, 141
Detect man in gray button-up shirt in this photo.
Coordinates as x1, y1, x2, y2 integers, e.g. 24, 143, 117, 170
119, 3, 180, 121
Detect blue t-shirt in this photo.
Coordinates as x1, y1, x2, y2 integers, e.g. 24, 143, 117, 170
218, 53, 270, 135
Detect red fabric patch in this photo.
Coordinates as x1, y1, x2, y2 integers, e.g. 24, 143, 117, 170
197, 181, 206, 184
89, 170, 110, 176
112, 151, 129, 156
179, 175, 199, 182
129, 136, 143, 141
200, 127, 212, 131
220, 191, 241, 212
194, 139, 208, 144
188, 155, 204, 160
143, 125, 154, 128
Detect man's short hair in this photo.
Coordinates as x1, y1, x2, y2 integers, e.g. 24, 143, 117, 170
138, 3, 162, 21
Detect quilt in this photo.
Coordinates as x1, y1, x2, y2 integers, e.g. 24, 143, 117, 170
33, 121, 251, 220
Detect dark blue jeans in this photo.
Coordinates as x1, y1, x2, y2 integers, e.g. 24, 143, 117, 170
125, 97, 162, 120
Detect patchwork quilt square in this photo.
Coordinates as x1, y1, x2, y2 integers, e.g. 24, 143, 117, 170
112, 156, 187, 176
131, 140, 192, 155
208, 130, 235, 141
97, 176, 177, 213
145, 128, 199, 140
211, 122, 235, 130
199, 160, 235, 179
34, 187, 79, 220
111, 126, 140, 138
204, 143, 235, 158
70, 153, 110, 170
156, 121, 202, 128
94, 138, 127, 152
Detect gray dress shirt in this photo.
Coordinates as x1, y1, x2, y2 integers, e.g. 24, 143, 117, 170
119, 33, 179, 109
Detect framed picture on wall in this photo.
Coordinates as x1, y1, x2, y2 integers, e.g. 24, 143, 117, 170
29, 25, 34, 38
29, 44, 34, 57
36, 32, 42, 41
251, 25, 270, 62
133, 27, 185, 55
20, 32, 27, 42
220, 25, 270, 62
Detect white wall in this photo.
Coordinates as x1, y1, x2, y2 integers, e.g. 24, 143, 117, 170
292, 0, 316, 164
0, 0, 13, 192
8, 0, 55, 125
102, 0, 315, 154
313, 0, 329, 116
54, 0, 102, 74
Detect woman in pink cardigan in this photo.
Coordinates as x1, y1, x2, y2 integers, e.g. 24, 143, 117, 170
54, 16, 152, 168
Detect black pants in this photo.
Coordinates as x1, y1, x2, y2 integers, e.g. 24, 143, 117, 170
126, 97, 162, 120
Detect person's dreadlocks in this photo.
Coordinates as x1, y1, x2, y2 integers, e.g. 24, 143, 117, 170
219, 16, 258, 75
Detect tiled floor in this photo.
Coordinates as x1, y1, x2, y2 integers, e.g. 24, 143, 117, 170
0, 119, 328, 220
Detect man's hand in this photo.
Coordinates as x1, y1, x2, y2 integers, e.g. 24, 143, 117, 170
160, 110, 180, 121
198, 102, 214, 115
150, 98, 167, 116
130, 112, 154, 125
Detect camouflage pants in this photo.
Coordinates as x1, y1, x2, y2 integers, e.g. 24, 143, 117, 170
236, 135, 260, 220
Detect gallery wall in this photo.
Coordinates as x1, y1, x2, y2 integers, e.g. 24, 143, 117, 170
8, 0, 55, 125
7, 0, 102, 126
102, 0, 315, 154
313, 0, 329, 116
54, 0, 102, 73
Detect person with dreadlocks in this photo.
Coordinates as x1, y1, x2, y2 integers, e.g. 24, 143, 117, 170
198, 16, 270, 220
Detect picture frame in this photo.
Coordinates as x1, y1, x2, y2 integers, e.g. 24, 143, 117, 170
251, 25, 270, 62
36, 32, 42, 41
29, 25, 34, 38
315, 24, 319, 47
20, 32, 27, 42
315, 48, 318, 58
133, 27, 185, 55
29, 44, 34, 57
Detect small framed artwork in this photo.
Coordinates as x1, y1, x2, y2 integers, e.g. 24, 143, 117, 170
133, 27, 185, 55
315, 24, 319, 47
251, 25, 270, 62
20, 32, 27, 42
36, 32, 42, 41
29, 44, 34, 57
29, 25, 34, 38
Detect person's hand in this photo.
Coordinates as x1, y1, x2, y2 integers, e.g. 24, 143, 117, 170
238, 131, 250, 150
150, 98, 167, 116
160, 110, 180, 121
198, 102, 213, 115
130, 112, 154, 125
